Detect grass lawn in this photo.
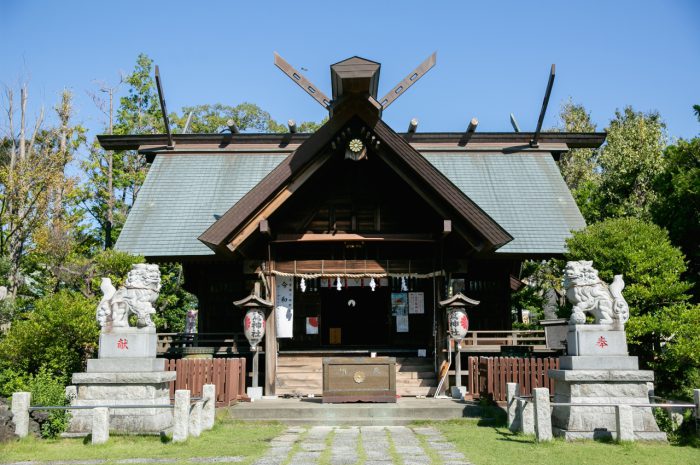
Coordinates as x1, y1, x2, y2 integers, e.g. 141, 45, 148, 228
430, 417, 700, 465
0, 419, 285, 464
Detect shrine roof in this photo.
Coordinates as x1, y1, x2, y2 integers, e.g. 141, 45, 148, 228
114, 143, 585, 259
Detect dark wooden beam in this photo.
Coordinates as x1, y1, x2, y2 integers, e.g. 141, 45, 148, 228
154, 65, 174, 149
510, 113, 521, 132
379, 52, 437, 110
259, 219, 271, 236
273, 233, 435, 243
407, 118, 418, 134
288, 120, 297, 133
96, 131, 607, 152
274, 52, 331, 110
530, 64, 556, 148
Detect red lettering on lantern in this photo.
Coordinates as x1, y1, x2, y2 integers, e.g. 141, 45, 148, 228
596, 336, 608, 348
117, 338, 128, 350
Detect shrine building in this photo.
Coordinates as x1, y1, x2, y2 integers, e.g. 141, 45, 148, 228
98, 54, 605, 397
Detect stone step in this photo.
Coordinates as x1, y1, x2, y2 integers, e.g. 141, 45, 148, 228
227, 398, 478, 424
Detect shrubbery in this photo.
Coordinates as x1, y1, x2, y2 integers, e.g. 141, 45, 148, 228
565, 218, 699, 399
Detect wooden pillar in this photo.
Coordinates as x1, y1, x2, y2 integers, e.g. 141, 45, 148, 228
454, 342, 462, 387
264, 271, 277, 396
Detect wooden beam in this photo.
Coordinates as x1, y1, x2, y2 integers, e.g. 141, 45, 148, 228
259, 219, 271, 236
274, 52, 331, 109
226, 152, 332, 253
407, 118, 418, 133
530, 64, 556, 147
264, 271, 277, 396
154, 65, 174, 149
226, 119, 240, 134
288, 119, 297, 133
273, 233, 435, 243
379, 52, 437, 110
467, 118, 478, 133
510, 113, 521, 132
443, 220, 452, 236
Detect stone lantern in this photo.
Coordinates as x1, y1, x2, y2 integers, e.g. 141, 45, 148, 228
233, 291, 272, 400
439, 293, 479, 398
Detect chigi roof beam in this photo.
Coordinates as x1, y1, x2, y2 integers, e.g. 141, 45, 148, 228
379, 52, 436, 110
274, 52, 331, 110
530, 64, 556, 147
154, 65, 174, 149
510, 113, 521, 132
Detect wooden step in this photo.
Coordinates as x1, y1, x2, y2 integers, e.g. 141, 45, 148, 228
396, 371, 435, 379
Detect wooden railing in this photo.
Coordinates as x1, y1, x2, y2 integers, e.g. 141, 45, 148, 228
466, 356, 559, 402
459, 330, 547, 352
165, 358, 247, 406
157, 332, 246, 356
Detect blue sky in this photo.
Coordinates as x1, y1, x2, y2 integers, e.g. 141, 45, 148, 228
1, 0, 699, 142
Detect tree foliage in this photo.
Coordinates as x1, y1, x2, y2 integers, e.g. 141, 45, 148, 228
565, 218, 698, 397
0, 290, 99, 380
596, 107, 667, 221
565, 218, 690, 317
651, 137, 700, 287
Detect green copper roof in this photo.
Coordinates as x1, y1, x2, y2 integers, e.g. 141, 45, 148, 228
423, 152, 585, 254
116, 151, 584, 257
115, 153, 287, 257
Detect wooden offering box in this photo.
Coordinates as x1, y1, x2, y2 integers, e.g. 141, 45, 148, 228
322, 357, 397, 403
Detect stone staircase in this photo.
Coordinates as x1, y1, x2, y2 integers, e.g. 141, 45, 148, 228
275, 355, 437, 397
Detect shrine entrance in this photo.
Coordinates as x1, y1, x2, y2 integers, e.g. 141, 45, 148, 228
320, 286, 390, 347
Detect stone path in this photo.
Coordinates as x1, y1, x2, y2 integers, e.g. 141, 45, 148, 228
253, 426, 472, 465
2, 426, 470, 465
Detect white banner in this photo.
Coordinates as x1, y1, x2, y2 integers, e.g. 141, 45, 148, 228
275, 276, 294, 338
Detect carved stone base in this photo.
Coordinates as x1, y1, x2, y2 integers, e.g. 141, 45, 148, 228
549, 369, 665, 441
67, 371, 176, 434
98, 327, 157, 358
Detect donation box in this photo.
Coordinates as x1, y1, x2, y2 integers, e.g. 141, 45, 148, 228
322, 357, 397, 403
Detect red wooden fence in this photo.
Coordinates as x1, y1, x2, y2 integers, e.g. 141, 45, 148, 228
165, 358, 247, 406
467, 356, 559, 402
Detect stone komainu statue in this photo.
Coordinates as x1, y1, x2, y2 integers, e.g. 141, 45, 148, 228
96, 264, 162, 329
563, 260, 629, 326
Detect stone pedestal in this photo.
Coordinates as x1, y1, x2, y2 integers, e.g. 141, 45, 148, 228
540, 318, 568, 350
68, 327, 175, 435
549, 325, 665, 441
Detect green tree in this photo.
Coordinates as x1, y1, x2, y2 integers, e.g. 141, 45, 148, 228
0, 87, 85, 297
170, 103, 326, 134
651, 137, 700, 288
153, 263, 197, 332
555, 101, 601, 222
0, 291, 99, 381
565, 218, 696, 396
566, 218, 690, 317
597, 107, 667, 220
79, 54, 162, 249
170, 103, 286, 134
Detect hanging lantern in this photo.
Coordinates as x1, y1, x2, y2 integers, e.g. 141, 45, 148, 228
439, 293, 480, 341
447, 309, 469, 340
233, 293, 273, 349
244, 309, 266, 346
